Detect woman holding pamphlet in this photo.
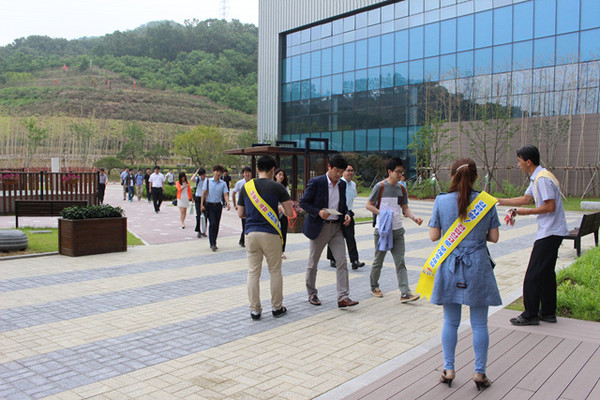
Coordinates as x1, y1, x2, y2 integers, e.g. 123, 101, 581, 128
424, 158, 501, 391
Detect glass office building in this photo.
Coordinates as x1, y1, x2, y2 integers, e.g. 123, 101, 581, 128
275, 0, 600, 156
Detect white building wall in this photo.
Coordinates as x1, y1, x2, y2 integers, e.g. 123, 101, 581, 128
258, 0, 386, 142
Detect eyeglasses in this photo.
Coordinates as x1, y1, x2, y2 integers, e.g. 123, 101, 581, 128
346, 169, 354, 172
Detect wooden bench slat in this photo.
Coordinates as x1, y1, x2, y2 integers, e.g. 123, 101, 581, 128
14, 200, 88, 228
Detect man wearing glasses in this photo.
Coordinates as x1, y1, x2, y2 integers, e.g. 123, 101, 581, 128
327, 163, 366, 270
366, 157, 423, 303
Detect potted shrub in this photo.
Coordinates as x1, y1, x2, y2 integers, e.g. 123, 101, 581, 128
59, 204, 127, 256
287, 201, 306, 234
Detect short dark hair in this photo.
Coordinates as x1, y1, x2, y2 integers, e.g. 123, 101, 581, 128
99, 168, 105, 172
212, 165, 224, 173
257, 155, 277, 172
516, 145, 540, 166
153, 166, 160, 170
198, 168, 206, 176
386, 157, 404, 173
328, 154, 348, 170
241, 166, 252, 174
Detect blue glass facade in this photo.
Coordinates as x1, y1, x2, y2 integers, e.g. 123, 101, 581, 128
279, 0, 600, 153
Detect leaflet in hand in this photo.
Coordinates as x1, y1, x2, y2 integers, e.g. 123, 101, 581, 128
324, 208, 342, 215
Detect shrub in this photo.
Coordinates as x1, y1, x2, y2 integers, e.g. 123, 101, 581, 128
61, 205, 124, 219
556, 247, 600, 321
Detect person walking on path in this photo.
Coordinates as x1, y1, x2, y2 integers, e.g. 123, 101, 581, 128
274, 168, 290, 259
176, 172, 192, 229
327, 163, 366, 270
120, 167, 129, 201
237, 156, 293, 320
222, 169, 232, 208
134, 169, 144, 201
125, 169, 135, 202
366, 157, 423, 302
149, 166, 165, 213
191, 168, 208, 238
300, 154, 359, 308
428, 158, 501, 391
497, 145, 568, 326
144, 168, 152, 203
201, 165, 230, 251
232, 167, 252, 248
97, 168, 108, 204
165, 169, 175, 186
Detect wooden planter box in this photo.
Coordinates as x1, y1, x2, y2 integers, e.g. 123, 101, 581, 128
59, 217, 127, 256
287, 215, 306, 233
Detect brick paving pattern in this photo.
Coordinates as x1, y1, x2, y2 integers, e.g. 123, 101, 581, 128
0, 183, 595, 399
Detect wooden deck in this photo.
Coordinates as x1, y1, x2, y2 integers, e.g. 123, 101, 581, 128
342, 309, 600, 400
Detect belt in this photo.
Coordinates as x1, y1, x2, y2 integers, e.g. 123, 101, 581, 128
323, 219, 340, 224
206, 202, 221, 205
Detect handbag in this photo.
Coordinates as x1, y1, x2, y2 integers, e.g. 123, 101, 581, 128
189, 202, 195, 215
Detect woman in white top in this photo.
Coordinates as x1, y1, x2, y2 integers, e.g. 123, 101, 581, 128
176, 172, 192, 229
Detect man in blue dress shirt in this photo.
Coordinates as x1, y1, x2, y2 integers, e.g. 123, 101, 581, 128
201, 165, 230, 251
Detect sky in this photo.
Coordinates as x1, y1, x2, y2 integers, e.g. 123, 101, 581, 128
0, 0, 259, 46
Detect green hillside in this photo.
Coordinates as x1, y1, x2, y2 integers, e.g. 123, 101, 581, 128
0, 69, 255, 129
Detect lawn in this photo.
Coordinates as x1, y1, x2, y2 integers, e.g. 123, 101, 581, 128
0, 227, 144, 257
505, 246, 600, 322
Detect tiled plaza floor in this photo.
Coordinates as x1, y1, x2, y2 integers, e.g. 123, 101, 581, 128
1, 185, 596, 399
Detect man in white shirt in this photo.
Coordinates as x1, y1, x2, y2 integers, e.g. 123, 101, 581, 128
165, 170, 175, 186
232, 166, 252, 247
148, 166, 166, 213
120, 168, 129, 201
327, 163, 366, 270
497, 145, 568, 326
191, 168, 207, 238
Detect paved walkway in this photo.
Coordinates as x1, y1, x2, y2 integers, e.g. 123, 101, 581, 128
1, 185, 597, 399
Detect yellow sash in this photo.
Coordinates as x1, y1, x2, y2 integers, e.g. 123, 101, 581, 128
533, 169, 561, 206
244, 179, 283, 245
415, 191, 498, 300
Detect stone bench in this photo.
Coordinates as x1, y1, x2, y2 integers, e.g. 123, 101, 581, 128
0, 230, 28, 252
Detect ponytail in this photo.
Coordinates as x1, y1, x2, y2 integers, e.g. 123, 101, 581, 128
448, 159, 477, 220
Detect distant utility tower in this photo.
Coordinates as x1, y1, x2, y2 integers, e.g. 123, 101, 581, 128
219, 0, 230, 20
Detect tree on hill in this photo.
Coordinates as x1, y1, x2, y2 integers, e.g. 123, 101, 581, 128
94, 156, 126, 175
174, 125, 231, 168
145, 143, 170, 166
117, 122, 145, 164
22, 117, 48, 168
69, 120, 97, 166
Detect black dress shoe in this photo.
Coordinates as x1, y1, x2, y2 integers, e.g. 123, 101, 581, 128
308, 294, 321, 306
272, 307, 287, 318
352, 261, 365, 269
538, 312, 557, 323
510, 315, 540, 326
330, 260, 336, 268
250, 311, 261, 320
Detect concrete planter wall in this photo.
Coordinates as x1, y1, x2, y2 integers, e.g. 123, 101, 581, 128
59, 217, 127, 257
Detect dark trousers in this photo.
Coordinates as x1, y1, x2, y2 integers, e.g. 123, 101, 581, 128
145, 184, 151, 202
194, 195, 203, 232
97, 183, 106, 204
239, 218, 246, 245
327, 212, 358, 263
151, 187, 163, 211
206, 202, 223, 246
522, 235, 563, 319
280, 215, 288, 252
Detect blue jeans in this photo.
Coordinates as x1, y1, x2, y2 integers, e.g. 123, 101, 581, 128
442, 304, 489, 374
